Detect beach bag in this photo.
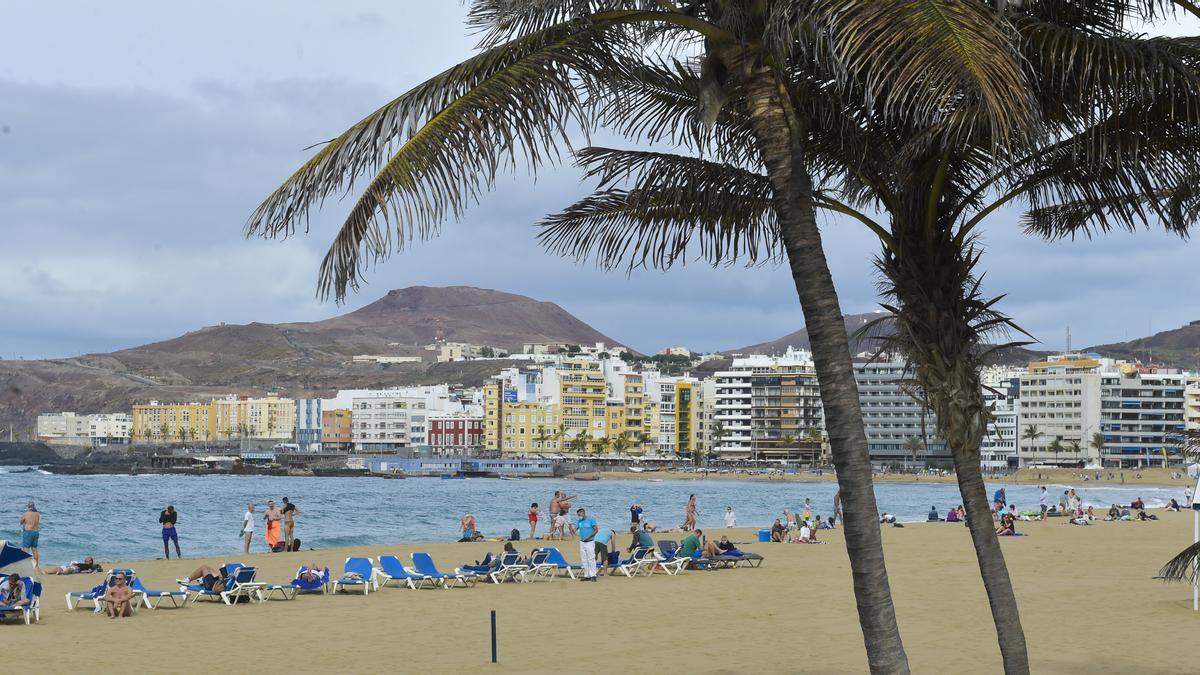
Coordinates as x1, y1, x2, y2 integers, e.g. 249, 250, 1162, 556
510, 528, 521, 541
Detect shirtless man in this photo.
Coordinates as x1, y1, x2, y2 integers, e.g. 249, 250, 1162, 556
103, 572, 136, 618
19, 501, 40, 565
558, 492, 578, 535
263, 500, 283, 550
281, 497, 300, 548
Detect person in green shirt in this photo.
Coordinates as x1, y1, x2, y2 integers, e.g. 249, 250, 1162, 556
679, 529, 721, 559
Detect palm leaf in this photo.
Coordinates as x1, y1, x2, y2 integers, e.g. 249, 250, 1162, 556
537, 148, 778, 270
1159, 540, 1200, 583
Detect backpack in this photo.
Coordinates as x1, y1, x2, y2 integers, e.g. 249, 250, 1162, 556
509, 528, 520, 541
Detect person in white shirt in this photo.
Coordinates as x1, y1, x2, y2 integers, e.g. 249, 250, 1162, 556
241, 503, 256, 555
723, 506, 736, 528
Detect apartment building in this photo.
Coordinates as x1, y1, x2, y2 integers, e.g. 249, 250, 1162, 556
981, 378, 1019, 470
1097, 364, 1186, 467
428, 415, 484, 454
211, 395, 296, 441
853, 358, 945, 465
544, 357, 608, 440
1186, 377, 1200, 431
351, 395, 428, 452
295, 398, 322, 451
132, 401, 214, 443
89, 413, 132, 444
715, 349, 824, 462
321, 409, 353, 452
499, 402, 561, 453
37, 412, 92, 440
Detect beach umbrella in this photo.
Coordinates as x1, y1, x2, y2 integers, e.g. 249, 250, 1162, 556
0, 540, 38, 580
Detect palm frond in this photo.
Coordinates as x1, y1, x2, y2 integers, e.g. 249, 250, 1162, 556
1159, 540, 1200, 583
537, 147, 778, 271
248, 20, 634, 300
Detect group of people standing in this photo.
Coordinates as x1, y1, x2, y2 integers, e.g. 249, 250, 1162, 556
241, 497, 301, 555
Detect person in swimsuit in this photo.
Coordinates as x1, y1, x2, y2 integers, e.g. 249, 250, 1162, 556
102, 572, 136, 618
19, 501, 40, 565
684, 494, 697, 530
559, 493, 578, 536
282, 497, 300, 549
460, 513, 476, 540
528, 502, 540, 540
264, 500, 282, 550
160, 505, 181, 559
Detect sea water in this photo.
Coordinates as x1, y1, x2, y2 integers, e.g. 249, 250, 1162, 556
0, 468, 1188, 565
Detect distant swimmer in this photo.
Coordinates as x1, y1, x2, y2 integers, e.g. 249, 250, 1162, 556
160, 504, 181, 559
19, 501, 40, 565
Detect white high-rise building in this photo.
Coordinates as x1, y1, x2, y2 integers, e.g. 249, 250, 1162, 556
981, 378, 1019, 471
1017, 354, 1104, 466
853, 358, 944, 466
714, 348, 823, 462
351, 396, 428, 452
1097, 365, 1186, 468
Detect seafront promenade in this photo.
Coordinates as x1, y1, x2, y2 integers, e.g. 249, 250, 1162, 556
14, 517, 1197, 673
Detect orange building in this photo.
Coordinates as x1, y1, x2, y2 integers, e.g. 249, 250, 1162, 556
321, 409, 353, 451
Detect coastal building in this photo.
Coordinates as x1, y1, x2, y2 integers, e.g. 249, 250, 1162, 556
853, 358, 946, 466
429, 415, 484, 454
1186, 377, 1200, 431
1096, 363, 1186, 467
88, 413, 132, 445
657, 346, 692, 357
499, 401, 560, 453
980, 377, 1020, 471
652, 376, 702, 459
210, 394, 296, 441
37, 412, 93, 441
295, 398, 322, 452
132, 401, 214, 443
543, 357, 608, 446
321, 409, 353, 452
350, 395, 428, 453
350, 354, 423, 364
715, 348, 824, 462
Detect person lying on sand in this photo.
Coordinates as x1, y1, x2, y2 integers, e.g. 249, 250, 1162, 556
44, 557, 102, 574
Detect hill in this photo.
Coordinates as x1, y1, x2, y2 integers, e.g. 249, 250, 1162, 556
1085, 320, 1200, 370
0, 286, 620, 434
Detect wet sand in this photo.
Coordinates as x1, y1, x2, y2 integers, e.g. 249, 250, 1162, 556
13, 513, 1199, 674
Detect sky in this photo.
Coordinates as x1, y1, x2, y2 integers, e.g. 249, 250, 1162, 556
1, 2, 1197, 359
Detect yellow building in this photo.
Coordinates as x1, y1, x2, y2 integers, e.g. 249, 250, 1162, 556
483, 381, 504, 452
555, 358, 608, 446
501, 402, 560, 453
211, 394, 295, 440
132, 401, 214, 442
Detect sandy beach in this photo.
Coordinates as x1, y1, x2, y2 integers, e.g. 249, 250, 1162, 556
11, 513, 1198, 674
601, 466, 1195, 488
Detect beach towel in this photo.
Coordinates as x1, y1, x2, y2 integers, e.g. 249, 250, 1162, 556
265, 520, 281, 548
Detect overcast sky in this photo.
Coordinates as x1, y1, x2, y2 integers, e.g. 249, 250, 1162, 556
2, 2, 1197, 358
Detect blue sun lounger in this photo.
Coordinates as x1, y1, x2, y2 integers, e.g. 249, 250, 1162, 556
538, 548, 582, 580
616, 547, 654, 577
182, 563, 246, 603
518, 550, 553, 583
131, 578, 187, 609
411, 552, 473, 588
0, 577, 41, 624
67, 568, 140, 611
376, 555, 434, 590
263, 566, 331, 600
332, 557, 377, 595
484, 551, 526, 584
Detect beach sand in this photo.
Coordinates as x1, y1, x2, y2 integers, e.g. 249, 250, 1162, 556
14, 516, 1198, 674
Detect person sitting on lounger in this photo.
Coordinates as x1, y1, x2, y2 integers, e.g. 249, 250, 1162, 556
996, 513, 1017, 536
681, 529, 722, 559
103, 572, 136, 618
770, 518, 787, 542
298, 566, 328, 584
182, 565, 231, 593
44, 556, 101, 574
628, 525, 654, 553
717, 535, 737, 552
0, 573, 29, 609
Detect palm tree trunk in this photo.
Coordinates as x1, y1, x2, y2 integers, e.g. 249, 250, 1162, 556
945, 396, 1030, 673
728, 49, 910, 674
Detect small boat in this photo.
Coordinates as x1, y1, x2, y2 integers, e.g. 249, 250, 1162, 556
440, 473, 467, 480
572, 473, 601, 482
497, 475, 523, 481
648, 478, 665, 483
382, 470, 406, 480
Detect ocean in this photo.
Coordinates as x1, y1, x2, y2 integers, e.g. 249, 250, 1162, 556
1, 468, 1188, 565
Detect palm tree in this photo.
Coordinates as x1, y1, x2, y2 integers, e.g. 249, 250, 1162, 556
246, 4, 1043, 672
1021, 426, 1043, 457
1066, 439, 1082, 465
903, 437, 924, 472
1089, 432, 1107, 466
635, 431, 653, 455
1049, 438, 1064, 466
590, 434, 611, 457
612, 434, 632, 458
533, 425, 551, 451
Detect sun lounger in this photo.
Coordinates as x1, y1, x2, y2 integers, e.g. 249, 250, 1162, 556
712, 549, 765, 568
518, 550, 553, 582
0, 577, 41, 624
459, 553, 503, 582
376, 555, 434, 590
67, 568, 141, 611
653, 540, 705, 574
263, 566, 331, 601
616, 547, 654, 577
332, 557, 377, 595
538, 548, 582, 580
131, 578, 187, 609
219, 566, 263, 605
183, 563, 246, 603
411, 552, 473, 588
487, 551, 527, 584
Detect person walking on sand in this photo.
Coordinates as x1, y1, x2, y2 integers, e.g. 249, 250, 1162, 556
723, 506, 737, 528
575, 507, 598, 581
19, 501, 40, 565
264, 500, 282, 550
241, 503, 256, 555
832, 490, 842, 524
282, 497, 300, 548
159, 505, 181, 559
683, 494, 697, 530
1039, 486, 1049, 521
528, 502, 540, 540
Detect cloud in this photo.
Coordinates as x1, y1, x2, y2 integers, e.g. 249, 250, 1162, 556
0, 2, 1196, 361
